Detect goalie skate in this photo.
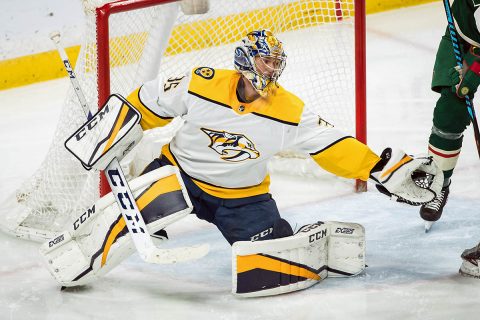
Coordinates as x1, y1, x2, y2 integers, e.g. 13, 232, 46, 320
459, 242, 480, 278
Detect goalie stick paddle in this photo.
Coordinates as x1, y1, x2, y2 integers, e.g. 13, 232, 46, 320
442, 0, 480, 158
50, 32, 209, 265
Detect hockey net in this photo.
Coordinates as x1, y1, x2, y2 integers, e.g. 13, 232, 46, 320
0, 0, 365, 241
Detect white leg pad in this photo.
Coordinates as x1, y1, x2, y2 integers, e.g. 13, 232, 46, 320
232, 221, 365, 297
324, 221, 366, 277
39, 166, 192, 287
232, 222, 329, 297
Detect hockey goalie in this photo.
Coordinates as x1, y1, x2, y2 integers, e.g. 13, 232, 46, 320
40, 29, 444, 297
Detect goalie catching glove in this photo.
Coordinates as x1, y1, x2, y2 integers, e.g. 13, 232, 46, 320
370, 148, 443, 206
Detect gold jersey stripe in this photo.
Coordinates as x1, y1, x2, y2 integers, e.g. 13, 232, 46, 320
311, 137, 381, 181
161, 144, 270, 199
126, 87, 173, 130
237, 254, 321, 281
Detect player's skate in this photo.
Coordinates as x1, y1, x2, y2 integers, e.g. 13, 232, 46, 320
420, 181, 450, 232
459, 242, 480, 278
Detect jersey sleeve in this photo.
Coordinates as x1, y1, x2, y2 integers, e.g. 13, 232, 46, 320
126, 72, 190, 130
291, 108, 380, 181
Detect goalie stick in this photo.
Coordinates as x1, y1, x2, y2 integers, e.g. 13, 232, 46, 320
50, 32, 208, 264
442, 0, 480, 158
50, 32, 93, 120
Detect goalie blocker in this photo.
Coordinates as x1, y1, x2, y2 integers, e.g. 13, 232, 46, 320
232, 221, 365, 297
64, 93, 143, 171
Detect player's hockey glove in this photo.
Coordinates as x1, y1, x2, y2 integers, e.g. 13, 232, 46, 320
370, 148, 443, 206
451, 46, 480, 98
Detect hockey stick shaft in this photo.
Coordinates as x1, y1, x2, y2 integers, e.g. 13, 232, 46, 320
50, 32, 93, 120
105, 158, 208, 263
104, 158, 166, 259
50, 32, 208, 264
442, 0, 480, 158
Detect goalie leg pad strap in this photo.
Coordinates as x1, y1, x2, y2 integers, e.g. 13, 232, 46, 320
40, 166, 192, 286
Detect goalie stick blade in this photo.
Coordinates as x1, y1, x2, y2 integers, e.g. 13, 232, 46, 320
142, 244, 210, 264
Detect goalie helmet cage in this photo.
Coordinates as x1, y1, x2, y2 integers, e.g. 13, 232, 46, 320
0, 0, 366, 241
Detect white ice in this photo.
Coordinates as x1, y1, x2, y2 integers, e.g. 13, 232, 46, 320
1, 3, 480, 320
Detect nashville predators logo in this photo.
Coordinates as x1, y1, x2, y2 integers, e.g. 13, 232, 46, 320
194, 67, 215, 79
201, 128, 260, 162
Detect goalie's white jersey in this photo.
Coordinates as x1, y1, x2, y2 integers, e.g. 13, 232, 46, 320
127, 67, 379, 199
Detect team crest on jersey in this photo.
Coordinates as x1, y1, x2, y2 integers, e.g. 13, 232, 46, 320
201, 128, 260, 162
194, 67, 215, 79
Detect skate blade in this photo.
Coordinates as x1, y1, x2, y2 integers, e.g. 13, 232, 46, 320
424, 221, 434, 233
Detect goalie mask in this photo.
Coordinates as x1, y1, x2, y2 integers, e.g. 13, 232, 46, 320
234, 29, 287, 96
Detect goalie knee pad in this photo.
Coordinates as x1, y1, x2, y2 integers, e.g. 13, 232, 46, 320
39, 166, 192, 287
232, 221, 365, 297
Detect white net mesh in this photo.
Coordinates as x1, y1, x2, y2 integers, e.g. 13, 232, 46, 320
0, 0, 359, 241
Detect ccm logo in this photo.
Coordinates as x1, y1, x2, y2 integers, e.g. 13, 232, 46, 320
300, 222, 324, 233
49, 234, 65, 247
73, 205, 95, 230
250, 228, 273, 241
309, 229, 327, 243
335, 227, 354, 234
63, 60, 75, 78
107, 168, 146, 234
75, 105, 110, 141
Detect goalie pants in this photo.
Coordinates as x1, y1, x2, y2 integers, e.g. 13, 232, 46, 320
429, 29, 472, 179
142, 157, 281, 245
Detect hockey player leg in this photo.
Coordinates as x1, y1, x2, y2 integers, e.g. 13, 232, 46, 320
232, 221, 365, 297
39, 166, 206, 287
421, 88, 470, 231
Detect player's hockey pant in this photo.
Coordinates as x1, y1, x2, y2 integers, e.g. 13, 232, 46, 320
142, 157, 281, 245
